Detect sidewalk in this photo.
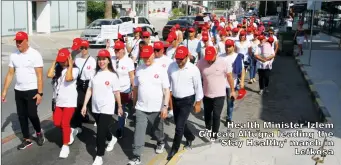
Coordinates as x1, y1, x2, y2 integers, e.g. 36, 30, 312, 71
294, 33, 341, 130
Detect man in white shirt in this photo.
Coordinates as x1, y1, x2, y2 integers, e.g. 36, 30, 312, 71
1, 31, 45, 150
167, 46, 203, 160
219, 39, 245, 126
165, 33, 179, 59
153, 41, 174, 118
182, 27, 200, 64
198, 33, 214, 59
128, 45, 170, 165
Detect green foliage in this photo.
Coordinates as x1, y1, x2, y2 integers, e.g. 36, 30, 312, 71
86, 1, 118, 25
169, 8, 185, 20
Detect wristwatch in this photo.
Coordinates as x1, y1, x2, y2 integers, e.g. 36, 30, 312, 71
163, 104, 168, 108
38, 93, 43, 96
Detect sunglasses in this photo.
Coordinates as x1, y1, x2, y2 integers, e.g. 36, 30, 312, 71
114, 49, 121, 52
269, 33, 274, 35
175, 58, 185, 61
80, 47, 88, 50
154, 49, 161, 52
143, 36, 149, 38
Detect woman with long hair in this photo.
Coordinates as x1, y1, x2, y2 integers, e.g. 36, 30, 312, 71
81, 49, 122, 165
294, 22, 307, 56
235, 30, 252, 71
47, 48, 79, 158
127, 27, 143, 65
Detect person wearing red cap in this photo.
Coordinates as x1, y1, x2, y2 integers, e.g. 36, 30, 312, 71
106, 33, 127, 56
254, 35, 276, 95
167, 46, 203, 160
47, 48, 79, 158
128, 45, 170, 165
246, 27, 254, 42
111, 41, 135, 139
219, 16, 226, 27
71, 38, 82, 59
182, 27, 201, 64
165, 33, 179, 59
153, 41, 174, 118
72, 40, 97, 139
249, 31, 261, 84
81, 49, 122, 165
197, 46, 228, 140
135, 40, 148, 67
227, 27, 241, 41
174, 23, 183, 43
235, 30, 252, 72
217, 30, 227, 55
127, 27, 142, 65
142, 31, 152, 45
258, 22, 265, 34
219, 39, 245, 126
293, 22, 307, 56
266, 29, 279, 55
1, 31, 46, 150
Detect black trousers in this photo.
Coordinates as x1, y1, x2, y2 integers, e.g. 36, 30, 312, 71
93, 113, 113, 156
14, 89, 42, 139
171, 95, 196, 151
258, 69, 271, 90
71, 87, 92, 128
203, 96, 225, 138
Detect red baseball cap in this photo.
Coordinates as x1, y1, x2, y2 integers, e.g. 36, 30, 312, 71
258, 35, 265, 40
114, 41, 125, 49
220, 16, 225, 20
174, 46, 188, 59
205, 46, 216, 61
175, 24, 180, 29
232, 28, 239, 33
97, 49, 110, 58
14, 31, 28, 41
237, 88, 247, 100
260, 22, 263, 25
225, 39, 235, 46
267, 37, 274, 43
247, 28, 253, 32
56, 48, 70, 63
239, 30, 246, 36
214, 21, 219, 26
202, 35, 209, 41
219, 30, 227, 36
254, 31, 260, 36
118, 33, 123, 39
71, 38, 82, 50
166, 33, 176, 42
237, 24, 242, 28
188, 27, 195, 32
134, 27, 142, 32
243, 19, 246, 23
142, 31, 150, 37
153, 41, 164, 49
202, 27, 207, 31
226, 27, 231, 31
217, 26, 223, 31
140, 45, 154, 58
80, 40, 89, 47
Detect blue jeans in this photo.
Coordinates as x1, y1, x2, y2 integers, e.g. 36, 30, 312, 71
117, 88, 131, 129
249, 57, 257, 79
226, 88, 235, 121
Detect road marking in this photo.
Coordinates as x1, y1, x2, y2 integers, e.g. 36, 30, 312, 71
146, 150, 168, 165
166, 145, 187, 165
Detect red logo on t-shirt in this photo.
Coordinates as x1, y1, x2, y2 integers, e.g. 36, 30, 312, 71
87, 66, 91, 70
162, 64, 166, 68
105, 81, 110, 85
154, 74, 159, 78
121, 66, 126, 70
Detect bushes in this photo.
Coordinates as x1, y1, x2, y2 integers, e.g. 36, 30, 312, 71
169, 8, 185, 20
87, 1, 118, 25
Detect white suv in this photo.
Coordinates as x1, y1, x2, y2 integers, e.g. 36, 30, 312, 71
119, 16, 155, 32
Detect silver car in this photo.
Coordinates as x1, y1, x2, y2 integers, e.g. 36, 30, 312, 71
80, 19, 123, 46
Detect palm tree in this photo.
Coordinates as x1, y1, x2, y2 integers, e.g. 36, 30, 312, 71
105, 0, 112, 19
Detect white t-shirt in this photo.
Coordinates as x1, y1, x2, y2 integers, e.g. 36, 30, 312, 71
266, 35, 278, 50
182, 38, 200, 63
246, 34, 254, 42
128, 38, 142, 60
55, 68, 79, 107
8, 47, 44, 91
89, 70, 120, 115
154, 55, 173, 71
235, 40, 251, 61
217, 41, 226, 55
75, 55, 97, 80
112, 55, 135, 92
286, 18, 293, 27
218, 52, 244, 89
134, 63, 170, 112
256, 45, 275, 70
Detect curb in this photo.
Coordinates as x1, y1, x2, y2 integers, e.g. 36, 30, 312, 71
294, 56, 332, 123
1, 116, 55, 152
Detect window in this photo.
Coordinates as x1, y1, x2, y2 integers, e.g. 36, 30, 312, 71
88, 20, 112, 29
166, 20, 190, 26
145, 27, 154, 35
112, 20, 122, 25
138, 17, 146, 24
120, 17, 132, 22
144, 18, 151, 25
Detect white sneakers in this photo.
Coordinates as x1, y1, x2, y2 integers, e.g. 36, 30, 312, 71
94, 122, 97, 127
69, 127, 82, 145
106, 136, 118, 152
92, 156, 103, 165
59, 145, 70, 158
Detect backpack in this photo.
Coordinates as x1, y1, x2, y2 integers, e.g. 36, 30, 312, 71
232, 53, 244, 75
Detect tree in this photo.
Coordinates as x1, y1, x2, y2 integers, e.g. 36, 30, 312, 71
105, 0, 113, 19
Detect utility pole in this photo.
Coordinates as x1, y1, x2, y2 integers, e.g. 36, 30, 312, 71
105, 0, 113, 19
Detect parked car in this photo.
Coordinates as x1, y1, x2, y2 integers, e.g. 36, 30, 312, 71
119, 16, 155, 31
80, 19, 123, 46
178, 16, 196, 25
162, 19, 192, 41
126, 26, 160, 44
193, 15, 205, 32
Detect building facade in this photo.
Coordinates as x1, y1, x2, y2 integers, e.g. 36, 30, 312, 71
1, 0, 87, 36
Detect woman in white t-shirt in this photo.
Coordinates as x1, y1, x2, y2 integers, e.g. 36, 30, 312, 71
73, 40, 97, 135
47, 48, 79, 159
234, 30, 252, 70
127, 27, 143, 66
81, 49, 122, 165
249, 31, 261, 84
111, 41, 135, 139
254, 35, 276, 95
